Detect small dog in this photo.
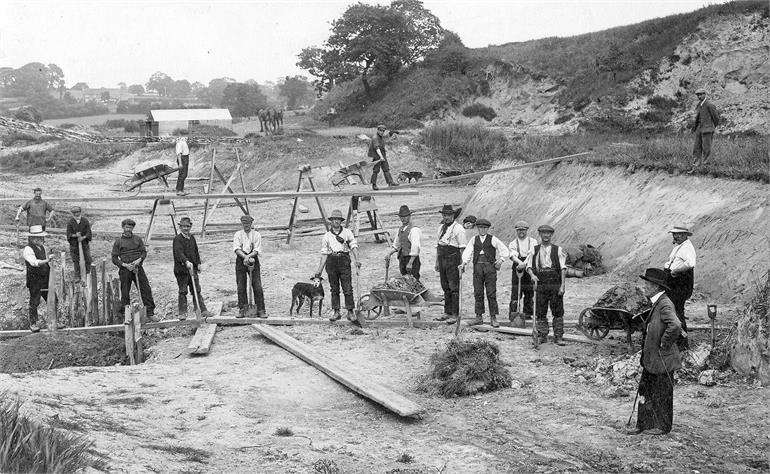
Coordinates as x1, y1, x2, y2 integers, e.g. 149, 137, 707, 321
290, 277, 325, 318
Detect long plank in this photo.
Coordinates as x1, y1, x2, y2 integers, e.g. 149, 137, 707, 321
252, 324, 422, 417
186, 324, 218, 355
0, 324, 125, 339
474, 325, 594, 344
207, 316, 447, 328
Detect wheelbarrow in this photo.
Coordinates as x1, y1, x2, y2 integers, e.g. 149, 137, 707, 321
122, 160, 180, 195
358, 285, 442, 327
577, 306, 650, 348
330, 160, 368, 191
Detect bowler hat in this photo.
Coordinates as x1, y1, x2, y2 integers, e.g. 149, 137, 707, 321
398, 205, 412, 217
240, 215, 254, 224
328, 209, 345, 221
178, 216, 192, 226
538, 224, 555, 233
514, 220, 529, 230
121, 218, 136, 227
26, 225, 48, 237
668, 225, 692, 235
639, 268, 671, 291
463, 215, 477, 224
476, 218, 491, 227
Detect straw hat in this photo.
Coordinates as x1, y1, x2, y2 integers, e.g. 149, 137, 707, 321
27, 225, 48, 237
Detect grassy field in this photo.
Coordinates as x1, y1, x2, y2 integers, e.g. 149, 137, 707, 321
43, 114, 146, 127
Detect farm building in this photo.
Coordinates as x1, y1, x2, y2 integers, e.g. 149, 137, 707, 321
147, 108, 233, 136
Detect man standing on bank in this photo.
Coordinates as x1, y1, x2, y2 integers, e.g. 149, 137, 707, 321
632, 268, 682, 436
385, 205, 421, 280
233, 215, 266, 318
65, 206, 92, 282
112, 218, 156, 321
434, 205, 466, 323
460, 218, 509, 328
315, 209, 361, 322
690, 88, 720, 173
16, 187, 54, 230
368, 124, 399, 191
526, 224, 567, 345
173, 216, 210, 319
508, 220, 538, 321
663, 225, 696, 350
175, 131, 190, 196
23, 225, 52, 333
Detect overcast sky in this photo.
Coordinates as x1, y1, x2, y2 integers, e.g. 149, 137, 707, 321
0, 0, 729, 88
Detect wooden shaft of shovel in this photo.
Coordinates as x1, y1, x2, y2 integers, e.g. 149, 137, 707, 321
189, 266, 202, 319
532, 282, 539, 348
133, 269, 144, 308
78, 239, 86, 282
517, 271, 523, 308
454, 270, 463, 337
16, 220, 20, 247
247, 266, 254, 306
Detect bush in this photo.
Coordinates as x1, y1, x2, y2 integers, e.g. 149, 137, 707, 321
104, 119, 142, 133
174, 124, 236, 137
420, 121, 509, 169
462, 103, 497, 121
0, 142, 139, 174
647, 95, 679, 110
13, 106, 42, 123
1, 132, 59, 147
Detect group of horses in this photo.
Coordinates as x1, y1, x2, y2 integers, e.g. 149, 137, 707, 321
258, 107, 283, 133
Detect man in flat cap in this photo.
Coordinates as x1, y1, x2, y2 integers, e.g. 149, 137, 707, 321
385, 205, 422, 280
173, 216, 210, 319
315, 209, 361, 321
460, 218, 509, 327
23, 225, 52, 332
233, 214, 265, 318
112, 218, 156, 321
508, 220, 538, 321
690, 88, 720, 173
435, 204, 467, 323
663, 225, 696, 350
368, 124, 399, 190
525, 224, 567, 345
65, 206, 92, 282
16, 187, 54, 230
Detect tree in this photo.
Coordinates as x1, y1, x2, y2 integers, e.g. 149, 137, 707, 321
170, 79, 191, 98
71, 82, 89, 91
118, 82, 127, 90
220, 82, 267, 118
202, 77, 236, 106
279, 75, 314, 109
127, 84, 145, 94
101, 91, 111, 101
146, 71, 174, 96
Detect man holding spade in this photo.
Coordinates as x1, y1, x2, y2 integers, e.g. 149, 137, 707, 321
508, 220, 538, 323
315, 209, 361, 322
525, 224, 567, 345
173, 216, 210, 319
233, 215, 265, 318
434, 205, 466, 324
65, 206, 92, 282
111, 219, 156, 322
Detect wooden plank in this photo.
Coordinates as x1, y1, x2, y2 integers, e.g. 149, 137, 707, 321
208, 316, 447, 328
252, 324, 423, 418
123, 307, 136, 365
475, 325, 594, 344
46, 262, 58, 332
0, 324, 125, 339
186, 323, 218, 355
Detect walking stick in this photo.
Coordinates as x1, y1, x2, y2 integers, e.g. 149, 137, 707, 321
627, 386, 640, 427
189, 265, 202, 320
532, 281, 540, 348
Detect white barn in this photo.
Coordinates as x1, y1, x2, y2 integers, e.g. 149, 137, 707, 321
149, 108, 233, 136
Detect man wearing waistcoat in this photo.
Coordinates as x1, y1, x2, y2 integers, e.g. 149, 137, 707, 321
460, 218, 509, 328
385, 205, 421, 280
526, 224, 567, 345
508, 220, 538, 321
690, 88, 720, 172
434, 205, 466, 323
112, 218, 156, 321
663, 225, 696, 350
23, 225, 52, 332
316, 209, 361, 322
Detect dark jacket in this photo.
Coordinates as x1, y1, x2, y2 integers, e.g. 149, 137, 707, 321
66, 217, 92, 248
641, 294, 682, 374
111, 233, 147, 267
693, 99, 720, 133
172, 233, 201, 272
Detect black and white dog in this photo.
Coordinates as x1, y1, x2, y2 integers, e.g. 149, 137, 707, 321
290, 276, 325, 318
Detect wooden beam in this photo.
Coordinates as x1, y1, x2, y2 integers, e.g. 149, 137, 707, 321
252, 324, 423, 418
475, 325, 594, 344
0, 324, 125, 339
186, 323, 217, 355
207, 316, 447, 328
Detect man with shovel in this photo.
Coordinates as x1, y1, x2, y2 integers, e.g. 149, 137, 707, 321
525, 224, 567, 345
368, 124, 399, 191
385, 205, 421, 280
111, 219, 156, 322
233, 215, 265, 318
508, 220, 538, 325
434, 205, 466, 323
315, 209, 361, 322
65, 206, 92, 282
173, 216, 210, 320
23, 225, 52, 333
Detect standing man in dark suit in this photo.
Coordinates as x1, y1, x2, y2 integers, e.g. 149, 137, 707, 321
173, 216, 210, 319
112, 218, 156, 322
631, 268, 682, 436
23, 225, 52, 333
690, 88, 720, 172
65, 206, 92, 282
368, 124, 399, 191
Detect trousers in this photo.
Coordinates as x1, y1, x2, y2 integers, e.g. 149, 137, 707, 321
28, 277, 48, 326
69, 243, 92, 280
118, 266, 156, 317
636, 369, 675, 433
692, 132, 713, 166
236, 258, 265, 311
509, 269, 534, 315
326, 254, 354, 310
398, 255, 421, 280
473, 261, 499, 316
438, 246, 461, 316
176, 155, 189, 191
535, 269, 564, 338
175, 269, 206, 313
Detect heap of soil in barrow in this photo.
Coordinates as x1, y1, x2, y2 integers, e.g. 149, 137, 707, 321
594, 283, 651, 314
0, 333, 127, 373
418, 339, 512, 397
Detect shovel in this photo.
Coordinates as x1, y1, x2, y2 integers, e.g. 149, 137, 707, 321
532, 281, 540, 348
78, 237, 87, 284
133, 268, 147, 323
352, 266, 364, 327
454, 269, 463, 337
510, 271, 526, 328
189, 266, 202, 320
246, 265, 256, 317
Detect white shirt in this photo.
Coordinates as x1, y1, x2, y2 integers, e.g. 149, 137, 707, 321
650, 291, 664, 305
664, 239, 696, 273
461, 234, 510, 265
233, 229, 262, 255
320, 228, 358, 254
508, 236, 538, 263
392, 225, 421, 257
23, 245, 46, 266
175, 137, 189, 156
525, 243, 568, 271
436, 221, 467, 248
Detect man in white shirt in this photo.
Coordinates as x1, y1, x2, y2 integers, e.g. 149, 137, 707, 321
23, 225, 52, 332
233, 215, 265, 318
663, 225, 696, 349
460, 218, 509, 327
508, 220, 538, 321
175, 132, 190, 196
434, 205, 467, 323
385, 205, 421, 280
315, 209, 361, 321
525, 224, 568, 345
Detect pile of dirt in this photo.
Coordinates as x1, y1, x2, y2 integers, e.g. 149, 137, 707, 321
565, 244, 606, 277
417, 339, 511, 397
730, 272, 770, 384
0, 333, 127, 373
594, 283, 651, 314
373, 275, 426, 293
567, 353, 640, 395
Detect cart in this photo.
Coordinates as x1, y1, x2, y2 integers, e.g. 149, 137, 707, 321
359, 286, 443, 326
330, 160, 368, 191
122, 160, 180, 195
577, 306, 650, 347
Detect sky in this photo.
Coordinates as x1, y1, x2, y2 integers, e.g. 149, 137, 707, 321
0, 0, 730, 89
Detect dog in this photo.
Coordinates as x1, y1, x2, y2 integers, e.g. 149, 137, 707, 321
397, 170, 423, 183
290, 277, 325, 318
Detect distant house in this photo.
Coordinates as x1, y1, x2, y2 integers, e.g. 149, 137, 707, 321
68, 87, 135, 103
147, 108, 233, 136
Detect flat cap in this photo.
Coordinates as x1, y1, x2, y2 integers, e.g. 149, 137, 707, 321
537, 224, 555, 233
121, 218, 136, 227
463, 215, 477, 224
695, 88, 707, 94
178, 216, 192, 226
476, 218, 491, 227
240, 215, 254, 224
514, 220, 529, 230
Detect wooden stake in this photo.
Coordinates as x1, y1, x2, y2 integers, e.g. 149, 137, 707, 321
90, 264, 98, 325
124, 306, 135, 365
46, 262, 57, 332
234, 147, 250, 215
101, 259, 107, 325
133, 305, 143, 363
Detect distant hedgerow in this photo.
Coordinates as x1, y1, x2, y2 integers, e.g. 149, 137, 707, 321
462, 103, 496, 121
421, 121, 508, 169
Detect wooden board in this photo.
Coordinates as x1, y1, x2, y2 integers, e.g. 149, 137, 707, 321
186, 324, 218, 355
252, 324, 423, 418
207, 316, 446, 328
474, 325, 594, 344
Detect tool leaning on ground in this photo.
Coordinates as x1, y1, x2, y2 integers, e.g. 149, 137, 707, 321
77, 236, 87, 285
353, 267, 364, 327
133, 268, 147, 323
188, 264, 202, 320
510, 271, 526, 328
246, 264, 255, 317
454, 267, 464, 337
532, 282, 539, 348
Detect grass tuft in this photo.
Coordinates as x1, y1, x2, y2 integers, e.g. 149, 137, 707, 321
273, 426, 294, 437
420, 121, 509, 170
418, 339, 512, 397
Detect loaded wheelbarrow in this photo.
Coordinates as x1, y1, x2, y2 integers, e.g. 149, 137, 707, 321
358, 283, 443, 328
577, 306, 650, 348
122, 160, 180, 195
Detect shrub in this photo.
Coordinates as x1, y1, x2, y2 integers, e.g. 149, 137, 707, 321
174, 124, 236, 137
554, 113, 575, 125
462, 103, 497, 121
1, 132, 59, 147
0, 142, 139, 173
420, 121, 509, 169
639, 109, 671, 123
647, 95, 679, 110
13, 106, 42, 123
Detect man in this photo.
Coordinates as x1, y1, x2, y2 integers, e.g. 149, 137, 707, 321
23, 225, 52, 332
175, 132, 190, 195
315, 209, 361, 322
111, 218, 156, 321
663, 225, 696, 350
690, 88, 720, 172
525, 224, 567, 345
327, 106, 337, 128
368, 124, 399, 191
460, 218, 509, 328
434, 205, 466, 323
631, 268, 682, 435
508, 220, 538, 321
65, 206, 92, 282
233, 215, 266, 318
385, 205, 421, 280
16, 187, 54, 230
173, 216, 210, 319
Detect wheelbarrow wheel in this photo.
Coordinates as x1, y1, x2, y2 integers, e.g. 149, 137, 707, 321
358, 294, 382, 320
578, 307, 610, 340
122, 179, 142, 196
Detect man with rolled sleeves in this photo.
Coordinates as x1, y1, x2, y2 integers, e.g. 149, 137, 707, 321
434, 205, 466, 323
368, 124, 399, 190
112, 218, 156, 321
525, 224, 567, 345
173, 216, 210, 319
315, 209, 361, 321
690, 88, 720, 172
16, 187, 54, 230
23, 225, 52, 333
233, 215, 266, 318
460, 218, 509, 328
385, 205, 421, 280
663, 225, 696, 350
65, 206, 92, 282
508, 220, 538, 321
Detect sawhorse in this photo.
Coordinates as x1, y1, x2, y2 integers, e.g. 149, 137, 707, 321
146, 198, 177, 246
346, 195, 391, 245
201, 147, 250, 238
286, 165, 330, 244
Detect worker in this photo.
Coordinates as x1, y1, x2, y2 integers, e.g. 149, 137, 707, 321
434, 205, 466, 323
175, 131, 190, 195
460, 218, 509, 328
508, 220, 538, 321
23, 225, 52, 333
368, 124, 398, 191
112, 218, 156, 322
690, 88, 720, 173
65, 206, 92, 282
15, 187, 54, 230
630, 268, 682, 435
233, 215, 266, 318
663, 225, 696, 350
315, 209, 361, 322
525, 224, 567, 345
385, 205, 421, 280
173, 216, 210, 319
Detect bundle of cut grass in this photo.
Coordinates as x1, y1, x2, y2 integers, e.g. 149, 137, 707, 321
418, 339, 512, 397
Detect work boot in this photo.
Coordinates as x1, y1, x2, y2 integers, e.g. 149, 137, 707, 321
236, 307, 246, 319
370, 173, 379, 191
490, 315, 499, 328
554, 336, 566, 346
434, 314, 449, 322
256, 310, 267, 319
444, 314, 459, 324
176, 190, 188, 196
329, 310, 342, 321
346, 309, 356, 321
467, 314, 484, 326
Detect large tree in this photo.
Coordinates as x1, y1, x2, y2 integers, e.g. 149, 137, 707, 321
278, 75, 314, 109
146, 71, 174, 96
220, 82, 267, 118
127, 84, 145, 94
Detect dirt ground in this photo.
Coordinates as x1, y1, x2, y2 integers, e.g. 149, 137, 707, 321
0, 121, 767, 472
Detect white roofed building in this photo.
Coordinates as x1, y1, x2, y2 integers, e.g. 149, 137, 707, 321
148, 108, 233, 136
